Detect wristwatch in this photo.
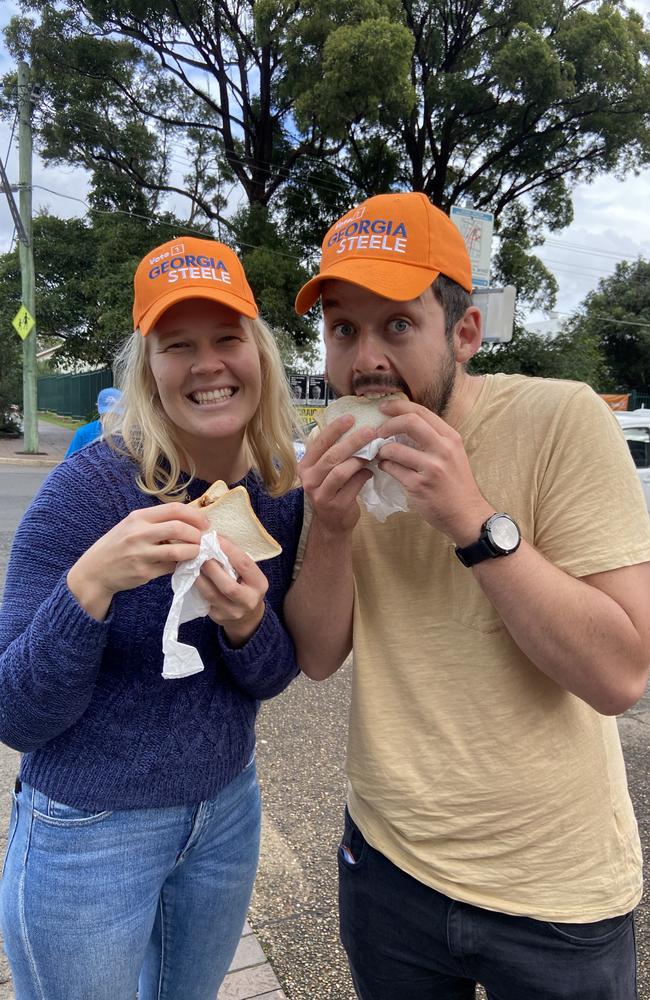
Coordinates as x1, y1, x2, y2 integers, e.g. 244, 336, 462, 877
455, 513, 521, 568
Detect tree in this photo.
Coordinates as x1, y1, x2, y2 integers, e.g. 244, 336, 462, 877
0, 322, 23, 431
2, 0, 412, 222
470, 319, 605, 388
0, 206, 323, 371
3, 0, 650, 332
0, 209, 193, 370
563, 259, 650, 394
294, 0, 650, 303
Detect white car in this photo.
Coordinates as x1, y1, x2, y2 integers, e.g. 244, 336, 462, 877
616, 410, 650, 511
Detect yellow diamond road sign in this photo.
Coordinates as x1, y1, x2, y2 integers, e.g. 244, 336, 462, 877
12, 305, 35, 340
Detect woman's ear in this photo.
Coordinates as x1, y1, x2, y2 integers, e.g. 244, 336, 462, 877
453, 306, 482, 364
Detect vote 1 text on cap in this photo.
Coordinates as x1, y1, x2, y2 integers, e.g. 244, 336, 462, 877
133, 237, 258, 335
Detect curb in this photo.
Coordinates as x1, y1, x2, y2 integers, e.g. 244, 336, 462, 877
0, 457, 61, 467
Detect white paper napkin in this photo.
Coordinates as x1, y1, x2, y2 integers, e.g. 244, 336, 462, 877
354, 436, 410, 522
162, 531, 237, 680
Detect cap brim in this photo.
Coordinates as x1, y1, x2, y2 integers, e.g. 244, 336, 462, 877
137, 286, 258, 335
295, 259, 441, 315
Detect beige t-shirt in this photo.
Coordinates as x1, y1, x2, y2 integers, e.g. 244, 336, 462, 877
300, 373, 650, 921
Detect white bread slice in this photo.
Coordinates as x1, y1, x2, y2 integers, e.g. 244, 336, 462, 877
323, 392, 408, 435
192, 484, 282, 561
189, 480, 229, 508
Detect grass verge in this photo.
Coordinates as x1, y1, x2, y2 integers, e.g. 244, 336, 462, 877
38, 411, 86, 430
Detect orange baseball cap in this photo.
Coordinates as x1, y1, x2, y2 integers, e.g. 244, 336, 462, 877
133, 236, 258, 335
295, 192, 473, 314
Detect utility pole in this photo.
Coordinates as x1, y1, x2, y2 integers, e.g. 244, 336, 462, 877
17, 60, 38, 454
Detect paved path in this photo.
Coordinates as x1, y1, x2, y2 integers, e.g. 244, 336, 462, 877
5, 422, 650, 998
0, 433, 287, 1000
0, 421, 71, 466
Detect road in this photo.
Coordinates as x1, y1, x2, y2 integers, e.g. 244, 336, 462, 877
0, 468, 46, 996
1, 465, 650, 998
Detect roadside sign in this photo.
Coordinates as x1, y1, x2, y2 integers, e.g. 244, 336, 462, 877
472, 285, 516, 343
296, 406, 323, 424
450, 205, 494, 288
12, 305, 35, 340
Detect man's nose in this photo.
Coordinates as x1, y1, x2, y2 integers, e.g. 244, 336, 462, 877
352, 331, 389, 373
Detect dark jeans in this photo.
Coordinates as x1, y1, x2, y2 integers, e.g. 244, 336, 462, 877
338, 809, 637, 1000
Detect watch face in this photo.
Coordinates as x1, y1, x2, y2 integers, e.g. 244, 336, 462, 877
488, 515, 520, 552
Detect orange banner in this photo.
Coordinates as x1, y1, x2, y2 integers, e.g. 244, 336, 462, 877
600, 394, 629, 411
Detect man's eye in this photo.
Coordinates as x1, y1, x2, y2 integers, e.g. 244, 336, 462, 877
332, 322, 354, 338
389, 319, 410, 334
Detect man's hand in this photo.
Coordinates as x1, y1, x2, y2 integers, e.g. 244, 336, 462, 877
299, 415, 376, 535
376, 398, 493, 543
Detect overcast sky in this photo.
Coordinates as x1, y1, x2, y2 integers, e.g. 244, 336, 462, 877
1, 0, 649, 327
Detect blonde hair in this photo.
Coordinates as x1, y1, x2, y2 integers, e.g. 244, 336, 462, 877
103, 316, 301, 500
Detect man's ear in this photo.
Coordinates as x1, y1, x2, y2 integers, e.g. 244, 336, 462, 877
453, 306, 482, 364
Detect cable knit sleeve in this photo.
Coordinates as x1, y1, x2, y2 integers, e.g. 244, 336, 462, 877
217, 602, 299, 700
216, 482, 302, 700
0, 455, 119, 751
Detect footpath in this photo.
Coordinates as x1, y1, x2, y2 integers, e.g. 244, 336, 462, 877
0, 420, 287, 1000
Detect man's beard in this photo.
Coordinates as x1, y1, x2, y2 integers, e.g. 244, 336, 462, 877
418, 347, 456, 417
328, 346, 456, 418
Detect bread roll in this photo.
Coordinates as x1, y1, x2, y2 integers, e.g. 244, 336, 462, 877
323, 392, 408, 435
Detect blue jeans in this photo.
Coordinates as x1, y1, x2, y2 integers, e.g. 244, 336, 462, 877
0, 757, 261, 1000
339, 808, 637, 1000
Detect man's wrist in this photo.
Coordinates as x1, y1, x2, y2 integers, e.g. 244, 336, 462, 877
449, 504, 496, 548
309, 514, 357, 547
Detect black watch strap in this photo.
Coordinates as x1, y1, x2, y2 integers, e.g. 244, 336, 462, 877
455, 536, 495, 568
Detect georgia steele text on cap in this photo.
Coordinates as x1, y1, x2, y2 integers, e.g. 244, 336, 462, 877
295, 192, 473, 315
133, 237, 259, 336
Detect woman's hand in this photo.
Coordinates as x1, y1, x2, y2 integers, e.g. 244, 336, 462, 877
194, 536, 269, 648
67, 502, 209, 621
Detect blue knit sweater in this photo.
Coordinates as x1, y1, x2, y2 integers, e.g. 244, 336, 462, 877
0, 441, 303, 811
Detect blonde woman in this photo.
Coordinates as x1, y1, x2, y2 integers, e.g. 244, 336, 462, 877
0, 237, 303, 1000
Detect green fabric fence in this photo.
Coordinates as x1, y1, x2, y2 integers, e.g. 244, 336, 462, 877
37, 369, 114, 420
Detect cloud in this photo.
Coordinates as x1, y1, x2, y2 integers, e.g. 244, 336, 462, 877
527, 171, 650, 321
1, 0, 649, 327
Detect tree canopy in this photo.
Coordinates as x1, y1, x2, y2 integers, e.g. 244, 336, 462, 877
3, 0, 650, 317
563, 259, 650, 394
470, 320, 605, 388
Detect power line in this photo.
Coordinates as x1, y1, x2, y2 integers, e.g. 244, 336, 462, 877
26, 101, 650, 265
5, 179, 650, 335
28, 182, 312, 264
537, 256, 617, 278
591, 315, 650, 330
3, 111, 18, 253
542, 238, 645, 262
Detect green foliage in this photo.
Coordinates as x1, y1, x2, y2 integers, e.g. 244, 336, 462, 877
470, 321, 605, 388
0, 243, 26, 426
0, 327, 23, 430
2, 0, 650, 369
0, 209, 194, 370
229, 204, 316, 350
293, 17, 415, 137
564, 259, 650, 393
